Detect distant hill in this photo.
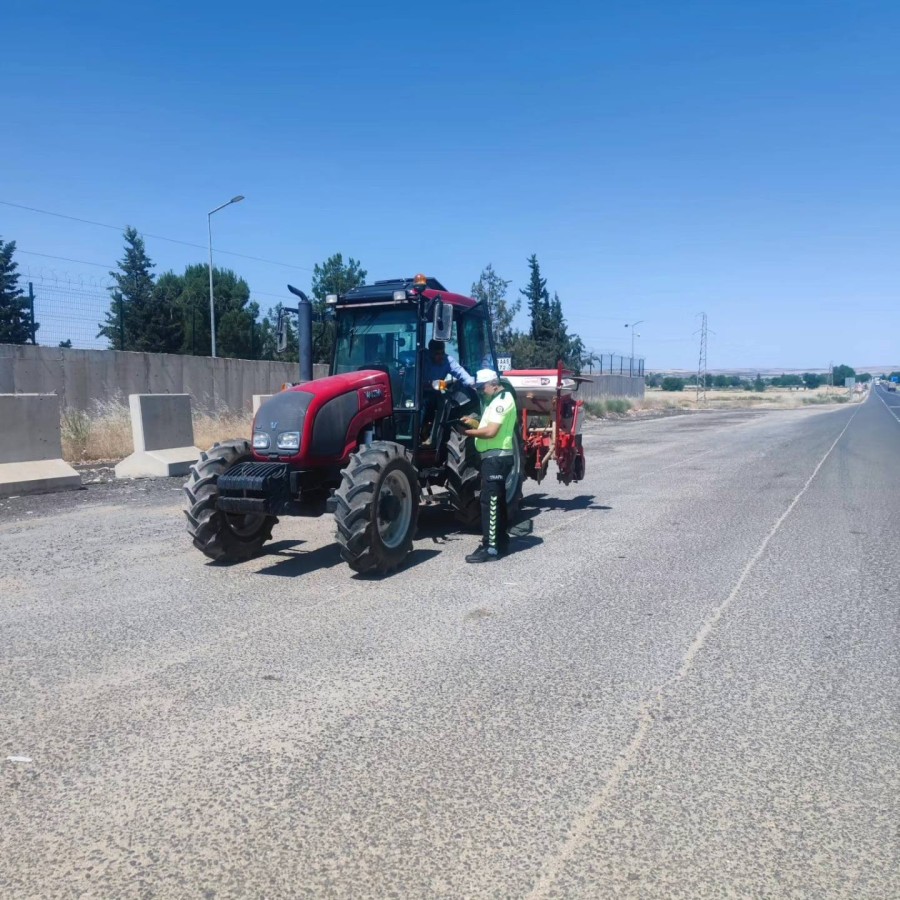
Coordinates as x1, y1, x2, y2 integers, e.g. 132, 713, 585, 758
657, 365, 900, 377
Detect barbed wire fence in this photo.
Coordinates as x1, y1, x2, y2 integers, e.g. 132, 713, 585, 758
19, 268, 275, 356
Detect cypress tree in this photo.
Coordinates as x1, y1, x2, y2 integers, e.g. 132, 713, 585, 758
98, 227, 165, 351
0, 238, 36, 345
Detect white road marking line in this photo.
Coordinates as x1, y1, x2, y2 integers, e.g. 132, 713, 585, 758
524, 403, 861, 900
876, 389, 900, 423
6, 756, 32, 763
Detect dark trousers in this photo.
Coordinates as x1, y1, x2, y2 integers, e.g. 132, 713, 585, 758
480, 454, 513, 551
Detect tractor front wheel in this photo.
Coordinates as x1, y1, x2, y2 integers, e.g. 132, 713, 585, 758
183, 440, 277, 562
333, 441, 419, 574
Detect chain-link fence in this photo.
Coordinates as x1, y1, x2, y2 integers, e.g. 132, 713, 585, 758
21, 278, 109, 349
583, 353, 644, 377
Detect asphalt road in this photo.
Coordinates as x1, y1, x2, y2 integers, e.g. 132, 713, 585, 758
1, 393, 898, 899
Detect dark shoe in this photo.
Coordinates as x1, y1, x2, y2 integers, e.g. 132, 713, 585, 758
466, 546, 501, 563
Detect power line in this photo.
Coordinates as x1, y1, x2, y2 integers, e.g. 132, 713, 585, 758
1, 199, 315, 272
18, 249, 112, 269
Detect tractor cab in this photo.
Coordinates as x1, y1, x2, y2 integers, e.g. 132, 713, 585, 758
329, 275, 493, 457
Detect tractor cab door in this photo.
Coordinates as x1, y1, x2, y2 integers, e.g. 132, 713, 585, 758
420, 312, 495, 454
333, 306, 420, 443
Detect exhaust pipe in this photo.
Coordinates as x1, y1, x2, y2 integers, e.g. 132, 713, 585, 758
287, 285, 314, 383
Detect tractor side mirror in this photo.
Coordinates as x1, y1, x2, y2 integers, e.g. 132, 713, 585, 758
275, 310, 288, 353
432, 300, 453, 342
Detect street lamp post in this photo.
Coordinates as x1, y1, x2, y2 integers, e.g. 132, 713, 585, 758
207, 195, 244, 358
625, 320, 644, 375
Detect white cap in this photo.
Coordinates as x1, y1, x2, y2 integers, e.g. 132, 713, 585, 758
475, 368, 499, 385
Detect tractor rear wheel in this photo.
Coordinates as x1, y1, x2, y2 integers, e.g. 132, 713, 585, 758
333, 441, 419, 574
183, 439, 277, 562
446, 429, 524, 528
446, 430, 481, 528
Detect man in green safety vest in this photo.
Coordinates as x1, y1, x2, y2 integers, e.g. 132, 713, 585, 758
462, 368, 518, 563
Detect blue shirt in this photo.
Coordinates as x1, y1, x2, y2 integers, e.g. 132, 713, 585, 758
424, 352, 474, 386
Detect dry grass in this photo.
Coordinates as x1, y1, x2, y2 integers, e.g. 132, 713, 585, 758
193, 409, 253, 452
582, 385, 857, 421
641, 385, 854, 411
60, 396, 252, 463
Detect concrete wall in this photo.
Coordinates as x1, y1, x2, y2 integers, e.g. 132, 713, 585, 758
0, 343, 643, 409
0, 344, 330, 412
577, 374, 645, 401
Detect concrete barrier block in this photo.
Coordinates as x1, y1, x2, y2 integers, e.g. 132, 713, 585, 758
115, 394, 200, 479
0, 394, 81, 496
252, 394, 273, 414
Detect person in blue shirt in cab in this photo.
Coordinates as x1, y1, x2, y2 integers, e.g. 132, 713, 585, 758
420, 339, 474, 444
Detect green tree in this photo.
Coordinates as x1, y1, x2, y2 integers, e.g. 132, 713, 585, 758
471, 264, 519, 352
661, 376, 685, 392
520, 254, 550, 344
505, 332, 543, 368
161, 263, 255, 358
802, 372, 822, 389
98, 228, 161, 350
712, 374, 729, 388
752, 373, 766, 392
832, 363, 856, 385
310, 253, 367, 363
858, 372, 871, 383
0, 238, 36, 344
513, 257, 583, 371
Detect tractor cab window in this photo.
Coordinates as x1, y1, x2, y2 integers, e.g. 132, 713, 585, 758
334, 308, 418, 411
425, 314, 496, 380
424, 320, 460, 365
459, 314, 496, 376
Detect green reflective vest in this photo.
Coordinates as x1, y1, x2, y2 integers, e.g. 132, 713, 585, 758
475, 390, 517, 453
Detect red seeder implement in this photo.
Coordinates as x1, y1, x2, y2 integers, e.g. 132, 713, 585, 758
503, 363, 589, 485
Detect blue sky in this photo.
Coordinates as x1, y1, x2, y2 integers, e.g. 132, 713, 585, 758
4, 0, 899, 369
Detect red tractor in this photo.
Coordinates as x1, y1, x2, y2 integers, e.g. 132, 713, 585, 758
183, 275, 526, 574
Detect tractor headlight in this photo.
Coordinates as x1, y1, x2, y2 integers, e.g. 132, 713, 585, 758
252, 431, 270, 450
276, 431, 301, 451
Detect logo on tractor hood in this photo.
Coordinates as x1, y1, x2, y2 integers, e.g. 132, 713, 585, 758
270, 421, 278, 429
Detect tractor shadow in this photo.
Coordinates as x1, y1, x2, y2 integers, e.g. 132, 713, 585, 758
254, 539, 441, 580
520, 492, 611, 515
414, 501, 547, 558
504, 492, 611, 540
255, 540, 344, 577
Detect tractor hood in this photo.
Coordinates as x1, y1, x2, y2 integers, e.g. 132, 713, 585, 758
251, 370, 392, 466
